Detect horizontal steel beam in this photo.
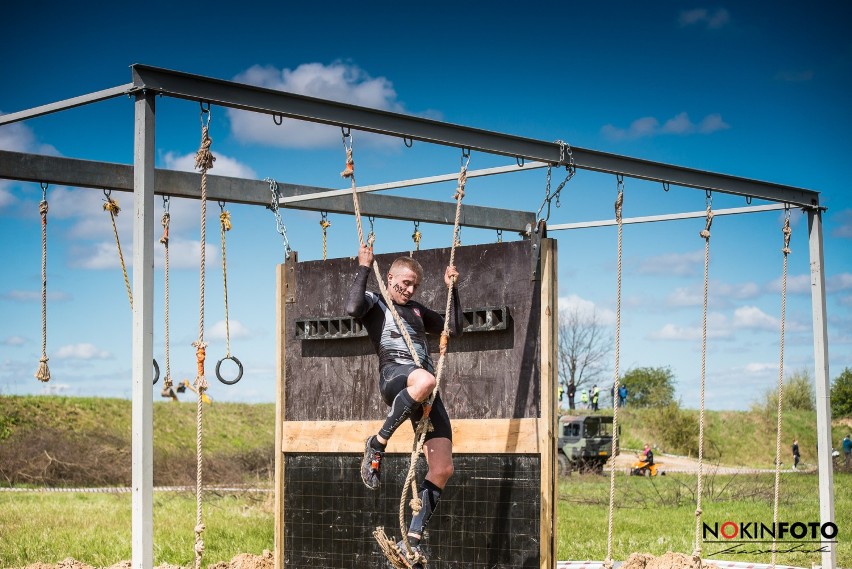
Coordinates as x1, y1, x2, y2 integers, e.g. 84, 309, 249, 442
0, 150, 534, 231
0, 83, 135, 126
548, 203, 789, 230
131, 64, 820, 208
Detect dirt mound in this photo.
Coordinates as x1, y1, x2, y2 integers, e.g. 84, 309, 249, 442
16, 552, 273, 569
621, 552, 719, 569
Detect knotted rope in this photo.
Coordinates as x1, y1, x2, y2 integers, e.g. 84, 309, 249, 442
412, 221, 421, 252
192, 105, 215, 569
103, 191, 133, 310
770, 210, 792, 568
35, 184, 51, 382
343, 131, 468, 566
604, 178, 625, 569
320, 212, 331, 260
160, 199, 174, 398
693, 195, 713, 561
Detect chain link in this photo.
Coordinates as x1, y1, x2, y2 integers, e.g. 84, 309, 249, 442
265, 178, 292, 259
536, 139, 575, 223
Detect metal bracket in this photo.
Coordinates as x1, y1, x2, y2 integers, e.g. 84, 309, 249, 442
284, 252, 298, 304
530, 219, 546, 281
295, 306, 511, 340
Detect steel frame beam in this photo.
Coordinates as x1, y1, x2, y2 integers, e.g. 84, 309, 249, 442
0, 150, 535, 231
0, 83, 134, 126
548, 203, 789, 230
132, 64, 820, 208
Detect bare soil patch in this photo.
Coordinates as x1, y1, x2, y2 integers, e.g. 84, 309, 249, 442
15, 551, 273, 569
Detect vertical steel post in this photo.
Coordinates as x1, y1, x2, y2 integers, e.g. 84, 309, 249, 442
808, 209, 835, 569
131, 90, 156, 569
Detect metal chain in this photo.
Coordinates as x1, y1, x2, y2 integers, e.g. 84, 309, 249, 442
160, 197, 172, 391
693, 192, 713, 561
265, 178, 293, 259
604, 176, 624, 569
536, 140, 575, 223
35, 183, 51, 382
219, 201, 232, 358
771, 208, 792, 568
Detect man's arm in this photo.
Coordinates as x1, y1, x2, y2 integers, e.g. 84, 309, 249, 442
421, 286, 464, 336
345, 244, 375, 318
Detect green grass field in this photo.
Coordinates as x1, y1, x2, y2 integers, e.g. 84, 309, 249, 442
1, 472, 848, 568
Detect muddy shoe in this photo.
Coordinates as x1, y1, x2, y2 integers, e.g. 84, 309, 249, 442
394, 540, 426, 568
361, 436, 384, 490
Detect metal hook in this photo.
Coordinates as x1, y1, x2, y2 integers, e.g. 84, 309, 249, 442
39, 182, 48, 200
273, 114, 283, 126
103, 189, 112, 199
162, 195, 170, 211
616, 174, 624, 191
663, 182, 670, 192
321, 211, 329, 222
516, 156, 525, 167
218, 200, 226, 212
403, 136, 413, 148
497, 229, 503, 243
413, 220, 419, 229
461, 147, 471, 168
745, 195, 752, 205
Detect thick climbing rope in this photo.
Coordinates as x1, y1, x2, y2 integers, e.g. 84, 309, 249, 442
693, 194, 714, 561
219, 201, 233, 357
192, 104, 215, 569
770, 209, 792, 568
320, 211, 331, 260
604, 177, 625, 569
35, 183, 51, 383
160, 198, 174, 397
342, 131, 468, 566
412, 221, 421, 252
103, 190, 133, 310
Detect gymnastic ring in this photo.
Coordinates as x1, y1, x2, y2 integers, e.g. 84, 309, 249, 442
216, 356, 244, 385
153, 359, 160, 385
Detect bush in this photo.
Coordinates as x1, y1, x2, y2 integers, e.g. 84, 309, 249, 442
831, 367, 852, 418
754, 368, 815, 414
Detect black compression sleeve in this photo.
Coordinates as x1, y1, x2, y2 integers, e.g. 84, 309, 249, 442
345, 265, 372, 318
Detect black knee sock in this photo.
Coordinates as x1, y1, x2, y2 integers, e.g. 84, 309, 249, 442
379, 389, 419, 441
407, 479, 443, 545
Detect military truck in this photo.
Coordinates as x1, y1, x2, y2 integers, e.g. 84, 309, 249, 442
557, 415, 616, 475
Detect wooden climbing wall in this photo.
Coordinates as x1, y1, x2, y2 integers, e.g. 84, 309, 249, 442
274, 238, 558, 569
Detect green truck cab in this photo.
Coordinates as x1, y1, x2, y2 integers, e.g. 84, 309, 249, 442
557, 415, 616, 475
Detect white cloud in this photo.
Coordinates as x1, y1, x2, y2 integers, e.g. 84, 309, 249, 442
69, 239, 219, 270
648, 312, 732, 341
678, 8, 731, 29
227, 62, 408, 148
828, 273, 852, 293
603, 112, 730, 141
830, 209, 852, 238
557, 294, 616, 326
839, 295, 852, 307
1, 336, 27, 346
768, 272, 852, 295
207, 319, 251, 342
732, 305, 778, 331
0, 185, 15, 209
54, 343, 112, 360
0, 115, 60, 155
636, 249, 704, 277
667, 280, 762, 308
743, 362, 779, 375
1, 290, 71, 302
162, 151, 257, 179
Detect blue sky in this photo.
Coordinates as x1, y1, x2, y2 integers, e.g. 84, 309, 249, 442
0, 1, 849, 410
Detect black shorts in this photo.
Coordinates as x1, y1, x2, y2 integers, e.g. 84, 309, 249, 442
379, 363, 452, 443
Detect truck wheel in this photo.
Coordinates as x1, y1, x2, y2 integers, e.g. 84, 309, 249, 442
558, 454, 571, 476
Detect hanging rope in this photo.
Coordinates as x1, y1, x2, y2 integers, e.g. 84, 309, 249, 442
35, 183, 51, 382
215, 201, 243, 386
103, 190, 133, 310
160, 197, 174, 398
412, 221, 421, 252
770, 208, 792, 568
693, 192, 714, 561
192, 103, 215, 569
320, 211, 331, 260
342, 130, 469, 566
604, 176, 625, 569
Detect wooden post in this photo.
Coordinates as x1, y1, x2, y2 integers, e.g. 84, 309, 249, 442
273, 259, 291, 569
539, 238, 558, 569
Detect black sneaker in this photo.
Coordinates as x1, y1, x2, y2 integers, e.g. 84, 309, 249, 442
394, 539, 426, 569
361, 437, 384, 490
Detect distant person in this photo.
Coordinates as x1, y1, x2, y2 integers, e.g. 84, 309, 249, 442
618, 384, 628, 407
642, 443, 654, 465
568, 382, 576, 410
591, 384, 600, 411
580, 389, 589, 409
843, 434, 852, 469
558, 383, 565, 409
792, 438, 801, 470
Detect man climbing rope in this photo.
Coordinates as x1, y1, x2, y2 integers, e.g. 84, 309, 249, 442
345, 243, 463, 565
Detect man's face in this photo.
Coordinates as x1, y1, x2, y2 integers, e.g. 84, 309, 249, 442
388, 267, 420, 304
